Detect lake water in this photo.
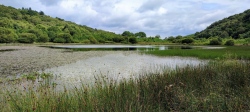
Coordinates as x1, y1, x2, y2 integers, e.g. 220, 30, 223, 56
42, 52, 206, 88
46, 45, 225, 51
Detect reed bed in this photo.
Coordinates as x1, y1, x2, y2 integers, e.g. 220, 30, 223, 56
0, 59, 250, 111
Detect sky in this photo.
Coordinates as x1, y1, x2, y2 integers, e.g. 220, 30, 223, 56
1, 0, 250, 38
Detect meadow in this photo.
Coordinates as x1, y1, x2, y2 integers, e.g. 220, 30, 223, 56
0, 45, 249, 111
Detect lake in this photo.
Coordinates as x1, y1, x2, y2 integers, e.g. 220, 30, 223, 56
41, 50, 207, 88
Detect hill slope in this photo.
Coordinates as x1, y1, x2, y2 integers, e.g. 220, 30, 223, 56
194, 9, 250, 39
0, 5, 125, 43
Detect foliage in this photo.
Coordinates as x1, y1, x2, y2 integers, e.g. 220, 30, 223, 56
195, 9, 250, 39
0, 5, 129, 44
181, 38, 194, 44
225, 39, 235, 46
129, 37, 137, 44
17, 33, 36, 43
209, 38, 222, 45
135, 31, 146, 38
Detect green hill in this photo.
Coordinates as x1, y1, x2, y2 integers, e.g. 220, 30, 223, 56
0, 5, 126, 43
194, 9, 250, 39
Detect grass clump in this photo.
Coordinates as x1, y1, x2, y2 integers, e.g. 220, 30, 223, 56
1, 60, 250, 111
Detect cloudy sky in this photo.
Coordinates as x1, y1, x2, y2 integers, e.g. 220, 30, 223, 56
1, 0, 250, 38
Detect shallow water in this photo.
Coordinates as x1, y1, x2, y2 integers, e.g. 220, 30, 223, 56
46, 45, 225, 51
42, 52, 206, 88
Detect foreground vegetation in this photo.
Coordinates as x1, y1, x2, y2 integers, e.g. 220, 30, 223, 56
0, 58, 249, 111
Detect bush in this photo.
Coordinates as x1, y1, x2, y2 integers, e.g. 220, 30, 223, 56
129, 37, 137, 44
181, 38, 194, 44
57, 33, 73, 43
53, 37, 66, 43
17, 33, 36, 43
0, 34, 16, 43
209, 38, 222, 45
225, 40, 235, 46
37, 35, 49, 43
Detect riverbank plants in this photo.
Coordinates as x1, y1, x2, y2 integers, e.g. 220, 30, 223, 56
0, 58, 250, 111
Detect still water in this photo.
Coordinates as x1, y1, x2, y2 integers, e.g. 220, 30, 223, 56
47, 45, 225, 51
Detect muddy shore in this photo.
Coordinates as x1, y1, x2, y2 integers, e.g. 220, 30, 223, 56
0, 45, 122, 78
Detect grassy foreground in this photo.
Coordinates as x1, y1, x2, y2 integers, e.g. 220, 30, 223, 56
0, 58, 250, 111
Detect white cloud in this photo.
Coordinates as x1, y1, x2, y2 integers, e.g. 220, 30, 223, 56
0, 0, 250, 37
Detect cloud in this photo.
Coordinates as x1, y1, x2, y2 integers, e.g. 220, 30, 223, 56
1, 0, 250, 37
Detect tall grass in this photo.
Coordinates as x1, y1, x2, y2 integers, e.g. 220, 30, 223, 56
1, 59, 250, 111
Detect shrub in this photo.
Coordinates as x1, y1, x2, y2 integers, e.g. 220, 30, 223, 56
225, 40, 235, 46
17, 33, 36, 43
37, 35, 49, 43
209, 38, 222, 45
129, 37, 137, 44
57, 33, 73, 43
53, 37, 66, 43
181, 38, 194, 44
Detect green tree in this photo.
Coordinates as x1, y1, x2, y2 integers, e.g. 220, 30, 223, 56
135, 32, 146, 38
122, 31, 134, 37
18, 33, 37, 43
0, 27, 17, 43
225, 39, 235, 46
56, 33, 73, 43
129, 37, 137, 44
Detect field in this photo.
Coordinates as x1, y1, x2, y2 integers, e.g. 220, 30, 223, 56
0, 45, 249, 111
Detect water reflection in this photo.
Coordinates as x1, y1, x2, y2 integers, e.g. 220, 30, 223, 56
44, 45, 224, 51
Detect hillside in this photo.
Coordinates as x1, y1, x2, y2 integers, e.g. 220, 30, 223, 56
194, 9, 250, 39
0, 5, 126, 43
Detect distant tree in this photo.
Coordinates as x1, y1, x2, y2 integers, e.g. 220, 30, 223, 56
39, 11, 44, 15
122, 31, 134, 37
135, 32, 146, 38
181, 38, 194, 44
18, 33, 37, 43
37, 35, 49, 43
129, 37, 137, 44
209, 38, 222, 45
225, 40, 235, 46
155, 35, 161, 39
57, 33, 73, 43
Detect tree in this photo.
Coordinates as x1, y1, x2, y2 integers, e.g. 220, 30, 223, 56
155, 35, 161, 39
39, 11, 44, 15
181, 38, 194, 44
18, 33, 37, 43
122, 31, 134, 37
135, 32, 146, 38
225, 40, 235, 46
56, 33, 73, 43
129, 37, 137, 44
209, 38, 222, 45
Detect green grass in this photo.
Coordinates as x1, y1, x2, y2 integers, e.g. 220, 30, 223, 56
1, 59, 250, 111
146, 46, 250, 60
